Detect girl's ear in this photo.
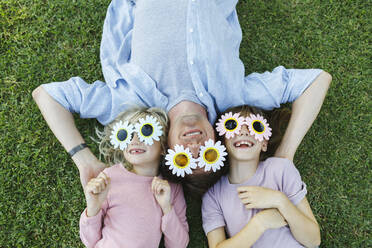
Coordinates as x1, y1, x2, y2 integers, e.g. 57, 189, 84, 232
261, 140, 268, 152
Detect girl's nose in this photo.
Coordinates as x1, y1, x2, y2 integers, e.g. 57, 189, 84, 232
239, 124, 250, 136
130, 133, 141, 145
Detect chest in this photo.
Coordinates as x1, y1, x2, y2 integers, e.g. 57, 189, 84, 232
107, 181, 163, 229
220, 181, 281, 237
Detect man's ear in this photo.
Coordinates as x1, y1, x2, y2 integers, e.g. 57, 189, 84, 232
261, 140, 268, 152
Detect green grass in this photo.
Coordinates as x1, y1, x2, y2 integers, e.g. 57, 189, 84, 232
0, 0, 370, 247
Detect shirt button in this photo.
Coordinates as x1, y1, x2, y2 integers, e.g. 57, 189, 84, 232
190, 60, 194, 65
199, 92, 203, 97
189, 28, 194, 33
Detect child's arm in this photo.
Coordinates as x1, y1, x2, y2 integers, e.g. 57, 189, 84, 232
206, 209, 287, 248
237, 186, 320, 248
80, 172, 110, 247
151, 177, 189, 248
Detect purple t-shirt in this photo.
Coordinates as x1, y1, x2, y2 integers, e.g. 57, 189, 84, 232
202, 157, 307, 248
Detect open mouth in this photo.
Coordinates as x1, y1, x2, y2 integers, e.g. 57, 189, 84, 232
129, 148, 146, 154
183, 129, 202, 138
233, 140, 254, 148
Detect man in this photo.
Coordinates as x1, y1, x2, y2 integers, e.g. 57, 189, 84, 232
32, 0, 331, 189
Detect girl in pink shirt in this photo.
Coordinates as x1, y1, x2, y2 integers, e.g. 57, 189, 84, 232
80, 107, 189, 248
202, 105, 320, 248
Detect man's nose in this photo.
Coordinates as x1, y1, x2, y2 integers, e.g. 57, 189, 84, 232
187, 143, 201, 158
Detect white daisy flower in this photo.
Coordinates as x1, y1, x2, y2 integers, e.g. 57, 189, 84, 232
216, 112, 245, 139
134, 115, 163, 146
165, 145, 197, 177
245, 114, 272, 141
198, 139, 227, 172
110, 120, 134, 150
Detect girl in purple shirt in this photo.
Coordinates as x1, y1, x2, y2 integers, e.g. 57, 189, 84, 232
80, 107, 189, 248
202, 105, 320, 248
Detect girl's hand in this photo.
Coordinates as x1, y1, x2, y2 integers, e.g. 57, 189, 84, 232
84, 172, 110, 217
254, 209, 287, 231
237, 186, 285, 209
151, 177, 172, 215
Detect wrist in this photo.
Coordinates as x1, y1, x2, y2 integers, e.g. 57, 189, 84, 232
276, 192, 291, 212
86, 206, 101, 217
72, 148, 98, 168
161, 204, 172, 215
251, 213, 267, 233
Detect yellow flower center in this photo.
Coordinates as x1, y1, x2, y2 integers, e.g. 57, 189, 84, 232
204, 148, 219, 164
174, 153, 189, 168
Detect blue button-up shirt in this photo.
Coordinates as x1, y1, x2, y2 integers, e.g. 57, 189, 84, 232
43, 0, 322, 125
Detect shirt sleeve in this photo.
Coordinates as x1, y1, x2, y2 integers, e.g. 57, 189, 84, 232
41, 76, 145, 125
201, 186, 226, 235
244, 66, 323, 110
215, 0, 239, 19
42, 77, 115, 125
279, 159, 308, 205
100, 0, 136, 88
162, 184, 189, 248
79, 204, 107, 248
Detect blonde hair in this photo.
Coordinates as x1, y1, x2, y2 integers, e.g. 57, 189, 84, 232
96, 107, 169, 170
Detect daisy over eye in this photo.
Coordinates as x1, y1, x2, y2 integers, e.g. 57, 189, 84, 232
198, 139, 227, 172
165, 145, 197, 177
110, 121, 134, 150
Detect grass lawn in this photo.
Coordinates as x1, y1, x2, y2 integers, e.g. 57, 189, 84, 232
1, 0, 370, 247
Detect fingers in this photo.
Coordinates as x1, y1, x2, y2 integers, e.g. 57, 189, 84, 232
86, 172, 110, 194
238, 188, 256, 208
151, 177, 170, 195
237, 186, 260, 193
238, 191, 251, 199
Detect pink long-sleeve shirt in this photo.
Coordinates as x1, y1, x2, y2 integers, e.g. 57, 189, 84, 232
79, 164, 189, 248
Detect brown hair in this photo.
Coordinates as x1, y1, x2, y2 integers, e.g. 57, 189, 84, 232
221, 105, 291, 160
177, 105, 291, 198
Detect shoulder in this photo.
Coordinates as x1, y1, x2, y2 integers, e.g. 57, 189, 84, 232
262, 157, 296, 172
202, 176, 226, 203
260, 157, 301, 182
102, 163, 124, 178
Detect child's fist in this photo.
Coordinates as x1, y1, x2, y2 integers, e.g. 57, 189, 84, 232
85, 172, 110, 217
151, 177, 172, 215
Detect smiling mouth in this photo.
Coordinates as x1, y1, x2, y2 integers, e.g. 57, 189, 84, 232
233, 140, 254, 148
129, 148, 146, 154
183, 129, 202, 138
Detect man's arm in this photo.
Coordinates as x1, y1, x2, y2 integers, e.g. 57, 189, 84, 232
275, 71, 332, 160
32, 86, 105, 187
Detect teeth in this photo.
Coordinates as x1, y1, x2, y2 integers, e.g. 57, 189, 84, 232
185, 131, 201, 136
235, 141, 253, 147
130, 149, 145, 154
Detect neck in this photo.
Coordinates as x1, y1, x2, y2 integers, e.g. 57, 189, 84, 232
228, 156, 260, 184
131, 163, 159, 177
168, 101, 207, 122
